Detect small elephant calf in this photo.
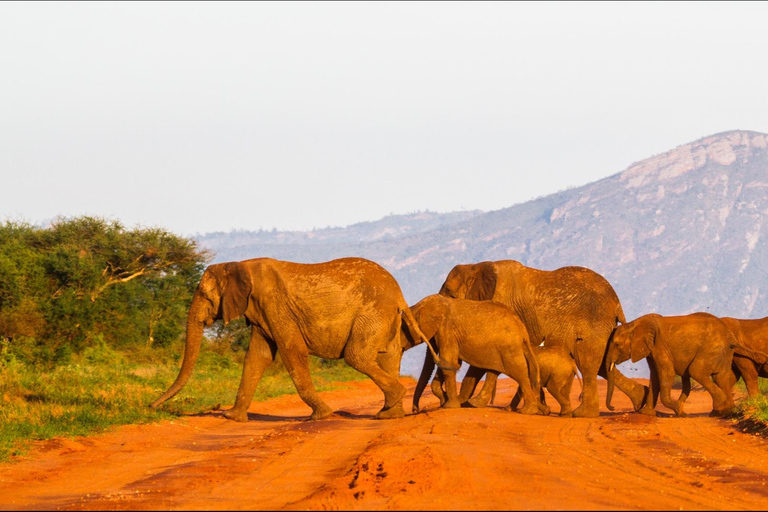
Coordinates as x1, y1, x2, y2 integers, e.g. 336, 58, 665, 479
439, 345, 581, 416
509, 345, 581, 417
409, 294, 547, 415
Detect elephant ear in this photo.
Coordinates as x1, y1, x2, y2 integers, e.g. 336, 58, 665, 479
630, 316, 656, 362
467, 262, 498, 301
221, 262, 252, 325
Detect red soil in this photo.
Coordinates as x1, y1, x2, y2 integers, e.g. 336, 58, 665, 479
1, 378, 767, 510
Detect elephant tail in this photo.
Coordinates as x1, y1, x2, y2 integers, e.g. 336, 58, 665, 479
572, 357, 584, 400
615, 302, 627, 325
400, 307, 460, 372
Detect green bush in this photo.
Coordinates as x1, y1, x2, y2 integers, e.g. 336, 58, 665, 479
0, 217, 208, 365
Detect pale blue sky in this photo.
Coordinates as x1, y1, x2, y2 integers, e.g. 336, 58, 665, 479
2, 2, 767, 236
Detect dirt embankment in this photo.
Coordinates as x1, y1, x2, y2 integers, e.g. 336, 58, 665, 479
1, 378, 767, 511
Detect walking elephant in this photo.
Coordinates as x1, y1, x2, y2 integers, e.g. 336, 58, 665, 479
719, 316, 768, 396
439, 260, 647, 417
150, 257, 448, 421
435, 345, 582, 416
509, 345, 582, 416
605, 313, 737, 417
409, 295, 547, 416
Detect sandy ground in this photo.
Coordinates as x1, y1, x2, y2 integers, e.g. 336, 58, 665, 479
1, 378, 767, 511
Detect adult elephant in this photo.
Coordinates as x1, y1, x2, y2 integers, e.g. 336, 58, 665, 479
719, 316, 768, 396
439, 260, 647, 418
150, 257, 447, 421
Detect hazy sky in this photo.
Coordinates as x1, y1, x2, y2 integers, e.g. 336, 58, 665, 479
3, 2, 767, 236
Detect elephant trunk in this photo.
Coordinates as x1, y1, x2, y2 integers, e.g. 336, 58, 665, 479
412, 344, 437, 413
605, 348, 618, 412
150, 296, 206, 408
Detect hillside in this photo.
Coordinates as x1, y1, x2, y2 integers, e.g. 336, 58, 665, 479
198, 130, 768, 376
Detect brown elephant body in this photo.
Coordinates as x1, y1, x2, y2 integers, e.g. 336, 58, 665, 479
151, 257, 441, 421
409, 295, 546, 415
719, 316, 768, 396
438, 260, 646, 417
434, 345, 580, 416
606, 312, 736, 417
509, 345, 581, 416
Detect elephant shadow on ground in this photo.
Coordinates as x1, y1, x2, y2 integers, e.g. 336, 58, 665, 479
184, 410, 303, 422
201, 410, 376, 422
332, 410, 376, 420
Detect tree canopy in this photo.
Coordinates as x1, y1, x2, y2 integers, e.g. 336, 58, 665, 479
0, 216, 210, 363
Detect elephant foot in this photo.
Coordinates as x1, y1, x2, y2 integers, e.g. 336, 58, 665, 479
572, 404, 599, 418
638, 406, 657, 417
441, 400, 462, 409
463, 396, 488, 409
518, 403, 541, 415
375, 402, 405, 420
538, 404, 551, 416
411, 404, 421, 414
431, 381, 446, 406
222, 408, 249, 423
709, 407, 731, 418
631, 386, 650, 412
559, 409, 573, 418
309, 403, 334, 421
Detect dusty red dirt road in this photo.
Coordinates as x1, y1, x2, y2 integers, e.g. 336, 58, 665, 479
1, 378, 768, 511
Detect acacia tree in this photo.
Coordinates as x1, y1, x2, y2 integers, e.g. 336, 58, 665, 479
0, 217, 210, 362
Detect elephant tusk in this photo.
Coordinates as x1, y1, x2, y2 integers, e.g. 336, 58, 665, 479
608, 361, 615, 373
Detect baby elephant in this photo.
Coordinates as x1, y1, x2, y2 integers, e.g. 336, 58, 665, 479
409, 294, 546, 415
509, 345, 581, 416
606, 312, 737, 417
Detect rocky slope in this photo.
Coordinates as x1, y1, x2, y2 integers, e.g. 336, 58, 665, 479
198, 129, 768, 376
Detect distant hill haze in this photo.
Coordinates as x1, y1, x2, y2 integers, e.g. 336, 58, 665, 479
198, 130, 768, 378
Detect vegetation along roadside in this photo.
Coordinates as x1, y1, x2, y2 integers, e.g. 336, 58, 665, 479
0, 216, 365, 462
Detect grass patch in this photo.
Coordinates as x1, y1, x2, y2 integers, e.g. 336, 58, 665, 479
0, 342, 366, 463
731, 379, 768, 436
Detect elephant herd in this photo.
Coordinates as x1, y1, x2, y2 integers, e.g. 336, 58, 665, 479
150, 257, 768, 420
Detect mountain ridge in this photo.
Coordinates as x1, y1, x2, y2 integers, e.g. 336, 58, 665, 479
197, 129, 768, 377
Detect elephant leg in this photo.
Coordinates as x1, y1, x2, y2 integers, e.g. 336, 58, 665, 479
279, 340, 336, 420
458, 366, 486, 404
656, 363, 684, 416
551, 378, 573, 417
503, 352, 540, 415
713, 369, 735, 414
638, 361, 659, 416
573, 345, 601, 417
677, 373, 692, 413
441, 367, 462, 408
346, 347, 407, 419
431, 370, 447, 406
509, 386, 522, 411
467, 371, 498, 408
432, 335, 461, 409
733, 355, 760, 397
224, 329, 277, 422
